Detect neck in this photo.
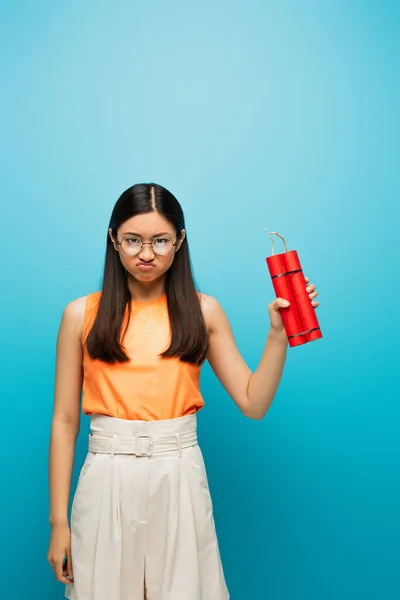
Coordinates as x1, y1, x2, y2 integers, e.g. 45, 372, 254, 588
127, 275, 166, 303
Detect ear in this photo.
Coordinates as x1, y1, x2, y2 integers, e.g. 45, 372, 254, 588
176, 229, 186, 251
109, 228, 119, 251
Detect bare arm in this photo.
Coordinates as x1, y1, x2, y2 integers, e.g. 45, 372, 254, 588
47, 296, 86, 583
202, 279, 319, 420
202, 295, 288, 420
245, 328, 288, 418
49, 297, 86, 525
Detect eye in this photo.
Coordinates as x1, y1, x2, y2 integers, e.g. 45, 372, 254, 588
153, 238, 169, 245
125, 237, 141, 246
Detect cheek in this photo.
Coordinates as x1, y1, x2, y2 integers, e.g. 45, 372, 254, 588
119, 254, 129, 271
117, 253, 131, 271
162, 255, 176, 271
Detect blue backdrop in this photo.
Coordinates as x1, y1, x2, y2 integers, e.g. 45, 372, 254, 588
1, 1, 399, 598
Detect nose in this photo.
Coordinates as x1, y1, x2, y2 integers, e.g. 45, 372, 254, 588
138, 243, 154, 261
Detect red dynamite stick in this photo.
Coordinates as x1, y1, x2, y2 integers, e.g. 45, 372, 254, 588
265, 231, 322, 348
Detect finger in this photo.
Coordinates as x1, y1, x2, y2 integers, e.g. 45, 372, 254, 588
309, 291, 318, 299
55, 559, 72, 584
276, 298, 290, 308
305, 276, 310, 282
67, 550, 74, 579
306, 284, 315, 292
62, 556, 68, 577
312, 301, 319, 307
54, 558, 64, 579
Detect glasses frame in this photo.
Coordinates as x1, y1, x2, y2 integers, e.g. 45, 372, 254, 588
116, 236, 177, 257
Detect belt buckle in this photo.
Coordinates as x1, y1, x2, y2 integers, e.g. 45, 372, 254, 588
135, 435, 153, 457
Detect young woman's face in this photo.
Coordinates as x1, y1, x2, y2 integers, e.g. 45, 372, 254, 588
109, 211, 185, 282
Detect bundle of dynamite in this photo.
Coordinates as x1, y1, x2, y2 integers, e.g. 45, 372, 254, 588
265, 230, 323, 348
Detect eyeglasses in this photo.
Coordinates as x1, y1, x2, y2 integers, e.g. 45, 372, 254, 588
116, 236, 177, 257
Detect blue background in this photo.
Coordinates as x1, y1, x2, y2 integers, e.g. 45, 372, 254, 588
1, 1, 399, 598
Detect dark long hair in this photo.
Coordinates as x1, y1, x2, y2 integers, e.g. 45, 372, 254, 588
85, 183, 208, 364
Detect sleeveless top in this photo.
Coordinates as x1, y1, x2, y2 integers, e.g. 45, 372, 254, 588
81, 291, 205, 421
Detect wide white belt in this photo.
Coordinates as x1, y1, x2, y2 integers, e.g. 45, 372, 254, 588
88, 428, 198, 457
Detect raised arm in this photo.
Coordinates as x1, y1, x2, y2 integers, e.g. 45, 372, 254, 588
202, 294, 286, 419
202, 278, 319, 420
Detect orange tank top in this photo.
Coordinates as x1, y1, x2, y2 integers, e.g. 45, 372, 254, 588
81, 291, 205, 420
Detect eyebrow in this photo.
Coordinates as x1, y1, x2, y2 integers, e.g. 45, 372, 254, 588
122, 231, 171, 237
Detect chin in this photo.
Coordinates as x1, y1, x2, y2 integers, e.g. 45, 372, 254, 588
133, 270, 162, 280
134, 273, 155, 279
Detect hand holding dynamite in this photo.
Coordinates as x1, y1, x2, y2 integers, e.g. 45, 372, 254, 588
265, 230, 321, 347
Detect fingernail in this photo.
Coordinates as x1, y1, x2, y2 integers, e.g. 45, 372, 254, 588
280, 300, 290, 306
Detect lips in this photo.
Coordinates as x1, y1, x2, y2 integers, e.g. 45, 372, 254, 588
137, 262, 155, 270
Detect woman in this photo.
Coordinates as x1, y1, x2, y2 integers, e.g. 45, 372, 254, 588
47, 183, 319, 600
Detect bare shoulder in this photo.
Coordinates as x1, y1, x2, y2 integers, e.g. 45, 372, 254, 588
63, 295, 88, 320
60, 295, 88, 339
198, 292, 227, 334
198, 292, 219, 313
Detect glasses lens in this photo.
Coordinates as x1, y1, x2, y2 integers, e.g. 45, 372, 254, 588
152, 238, 173, 256
121, 237, 142, 255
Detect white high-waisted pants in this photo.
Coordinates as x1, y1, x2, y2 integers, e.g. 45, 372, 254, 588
65, 413, 229, 600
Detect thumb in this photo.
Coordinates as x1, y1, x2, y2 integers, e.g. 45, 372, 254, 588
276, 298, 290, 308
